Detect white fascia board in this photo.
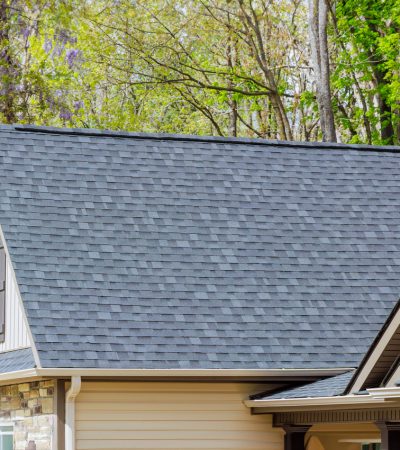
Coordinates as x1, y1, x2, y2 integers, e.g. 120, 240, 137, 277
0, 368, 38, 382
35, 367, 353, 378
244, 395, 390, 408
246, 387, 400, 409
0, 366, 354, 383
367, 387, 400, 398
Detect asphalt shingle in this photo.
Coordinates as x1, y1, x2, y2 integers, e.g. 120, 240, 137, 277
259, 371, 355, 399
0, 125, 399, 369
0, 348, 35, 373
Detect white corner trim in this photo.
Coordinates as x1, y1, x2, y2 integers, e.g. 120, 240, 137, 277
0, 225, 41, 368
65, 376, 81, 450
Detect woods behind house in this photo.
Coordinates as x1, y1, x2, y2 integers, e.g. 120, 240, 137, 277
0, 0, 398, 144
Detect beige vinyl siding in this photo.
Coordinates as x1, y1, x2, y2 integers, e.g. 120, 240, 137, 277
76, 381, 283, 450
0, 257, 31, 352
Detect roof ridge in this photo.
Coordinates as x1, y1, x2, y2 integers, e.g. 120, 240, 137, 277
12, 124, 400, 152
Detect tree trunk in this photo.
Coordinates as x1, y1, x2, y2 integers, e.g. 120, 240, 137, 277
268, 91, 292, 141
263, 70, 293, 140
226, 29, 238, 137
308, 0, 336, 142
229, 99, 238, 137
372, 65, 394, 144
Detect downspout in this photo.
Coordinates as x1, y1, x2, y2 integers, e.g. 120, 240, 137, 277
65, 376, 81, 450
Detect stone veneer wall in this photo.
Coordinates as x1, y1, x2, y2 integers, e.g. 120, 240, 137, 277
0, 380, 55, 450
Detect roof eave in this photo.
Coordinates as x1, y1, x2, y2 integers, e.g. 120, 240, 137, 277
244, 395, 387, 409
34, 367, 353, 379
0, 368, 39, 384
246, 388, 400, 410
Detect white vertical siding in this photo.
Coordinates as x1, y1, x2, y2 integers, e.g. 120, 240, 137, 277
0, 257, 31, 352
76, 381, 284, 450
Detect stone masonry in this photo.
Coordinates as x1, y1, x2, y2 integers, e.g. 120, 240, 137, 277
0, 380, 55, 450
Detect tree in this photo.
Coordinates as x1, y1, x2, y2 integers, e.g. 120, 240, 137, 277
81, 0, 312, 139
333, 0, 400, 144
0, 0, 20, 123
308, 0, 336, 142
0, 0, 396, 145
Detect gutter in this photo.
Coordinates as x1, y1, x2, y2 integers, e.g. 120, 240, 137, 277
65, 376, 81, 450
34, 367, 352, 378
245, 394, 390, 409
367, 387, 400, 398
0, 367, 352, 382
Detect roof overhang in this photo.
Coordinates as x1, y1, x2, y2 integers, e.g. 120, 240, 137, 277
0, 367, 352, 383
34, 367, 352, 382
245, 388, 400, 412
0, 368, 41, 385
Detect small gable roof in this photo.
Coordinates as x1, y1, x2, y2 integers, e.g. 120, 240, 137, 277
256, 371, 355, 400
1, 125, 400, 370
346, 300, 400, 393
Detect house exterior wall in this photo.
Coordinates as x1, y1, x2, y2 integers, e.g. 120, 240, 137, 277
0, 258, 31, 353
75, 381, 284, 450
0, 379, 56, 450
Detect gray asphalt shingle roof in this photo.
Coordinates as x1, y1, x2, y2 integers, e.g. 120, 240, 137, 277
0, 348, 35, 373
0, 125, 400, 369
260, 371, 355, 399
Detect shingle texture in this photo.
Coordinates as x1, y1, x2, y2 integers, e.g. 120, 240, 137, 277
0, 348, 35, 373
0, 125, 399, 369
261, 371, 354, 399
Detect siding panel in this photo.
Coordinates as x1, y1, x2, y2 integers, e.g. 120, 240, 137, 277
0, 258, 30, 352
76, 382, 283, 450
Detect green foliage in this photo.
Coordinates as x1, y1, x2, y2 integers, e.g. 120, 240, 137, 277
332, 0, 400, 144
0, 0, 398, 144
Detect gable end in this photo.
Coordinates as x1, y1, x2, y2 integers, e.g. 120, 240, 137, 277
346, 300, 400, 393
0, 233, 34, 356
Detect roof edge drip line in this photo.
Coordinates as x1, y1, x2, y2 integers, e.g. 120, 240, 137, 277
34, 367, 354, 378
